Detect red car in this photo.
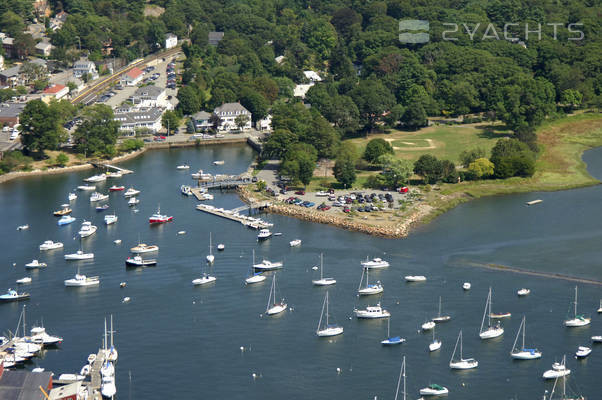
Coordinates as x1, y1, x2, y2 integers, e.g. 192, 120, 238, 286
295, 190, 305, 195
398, 186, 409, 193
343, 207, 350, 213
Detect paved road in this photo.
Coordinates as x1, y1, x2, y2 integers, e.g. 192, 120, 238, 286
0, 131, 21, 152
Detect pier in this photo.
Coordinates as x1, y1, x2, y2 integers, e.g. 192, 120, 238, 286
196, 203, 272, 229
91, 162, 134, 175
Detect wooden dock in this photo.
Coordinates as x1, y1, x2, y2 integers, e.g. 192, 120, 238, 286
195, 203, 272, 229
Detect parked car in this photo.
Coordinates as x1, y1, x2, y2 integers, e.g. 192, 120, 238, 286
295, 190, 305, 195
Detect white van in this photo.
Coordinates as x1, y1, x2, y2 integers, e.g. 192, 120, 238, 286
10, 128, 20, 140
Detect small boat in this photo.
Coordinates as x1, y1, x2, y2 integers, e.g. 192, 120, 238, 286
432, 297, 451, 323
30, 326, 62, 346
510, 316, 542, 360
84, 174, 106, 183
125, 255, 157, 267
449, 330, 478, 369
77, 185, 96, 191
149, 205, 173, 224
109, 185, 124, 191
130, 243, 158, 253
17, 224, 29, 230
591, 335, 602, 343
357, 268, 383, 295
57, 215, 76, 225
64, 250, 94, 260
64, 272, 100, 287
68, 193, 77, 201
58, 374, 85, 382
463, 282, 471, 290
39, 240, 63, 251
192, 273, 216, 285
245, 250, 266, 284
198, 192, 213, 200
178, 231, 186, 235
180, 185, 193, 196
419, 384, 449, 396
316, 291, 343, 337
100, 369, 116, 397
206, 232, 214, 263
361, 257, 390, 269
120, 282, 127, 288
381, 317, 404, 345
96, 204, 109, 211
479, 287, 504, 339
526, 199, 543, 205
0, 289, 30, 302
265, 273, 287, 315
257, 229, 272, 240
491, 312, 512, 319
564, 286, 591, 327
429, 325, 442, 352
80, 365, 91, 376
114, 239, 122, 244
405, 275, 427, 282
124, 187, 140, 197
105, 171, 122, 178
87, 354, 96, 364
598, 299, 602, 313
422, 321, 435, 331
217, 244, 225, 251
122, 297, 131, 303
213, 160, 224, 165
89, 192, 109, 202
128, 197, 139, 206
312, 254, 336, 286
104, 214, 118, 225
354, 303, 390, 319
53, 206, 72, 216
517, 288, 530, 296
25, 259, 47, 269
289, 239, 302, 247
78, 221, 97, 238
177, 164, 190, 170
191, 169, 212, 179
575, 346, 591, 359
253, 259, 283, 271
543, 356, 571, 379
16, 277, 32, 284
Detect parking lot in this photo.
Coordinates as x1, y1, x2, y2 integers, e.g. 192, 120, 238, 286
0, 130, 21, 152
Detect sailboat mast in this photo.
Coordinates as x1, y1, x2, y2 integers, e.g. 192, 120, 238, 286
23, 305, 26, 337
394, 356, 405, 400
358, 268, 365, 291
104, 318, 107, 351
320, 253, 323, 280
110, 314, 114, 347
317, 292, 326, 332
522, 316, 525, 349
460, 330, 463, 359
574, 286, 578, 317
209, 233, 212, 255
488, 288, 492, 326
325, 291, 329, 326
438, 296, 442, 318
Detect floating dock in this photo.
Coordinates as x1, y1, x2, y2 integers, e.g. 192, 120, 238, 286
196, 203, 272, 229
526, 199, 543, 206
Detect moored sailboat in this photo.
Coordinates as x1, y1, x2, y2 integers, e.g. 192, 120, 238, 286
449, 330, 478, 370
564, 286, 591, 327
479, 287, 504, 339
312, 253, 336, 286
381, 316, 404, 345
245, 250, 266, 284
265, 273, 287, 315
510, 316, 542, 360
357, 267, 383, 295
316, 291, 343, 337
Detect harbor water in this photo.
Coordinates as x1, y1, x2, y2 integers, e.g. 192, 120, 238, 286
0, 143, 601, 399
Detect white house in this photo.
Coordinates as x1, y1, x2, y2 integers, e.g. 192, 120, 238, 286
42, 84, 68, 100
130, 85, 171, 109
73, 59, 98, 80
303, 70, 322, 83
255, 114, 272, 131
122, 67, 144, 86
213, 102, 252, 132
0, 55, 4, 71
191, 111, 212, 132
113, 107, 163, 134
165, 33, 177, 49
35, 41, 53, 57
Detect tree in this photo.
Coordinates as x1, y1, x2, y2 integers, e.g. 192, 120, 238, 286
364, 138, 393, 163
350, 79, 395, 132
460, 147, 487, 167
262, 129, 298, 159
0, 11, 25, 37
413, 154, 443, 184
55, 153, 69, 167
177, 86, 202, 115
376, 154, 414, 188
280, 143, 317, 186
234, 114, 250, 131
333, 142, 359, 188
209, 113, 221, 133
560, 89, 583, 110
240, 88, 269, 123
13, 33, 35, 59
162, 110, 180, 134
73, 105, 119, 158
303, 114, 340, 158
468, 158, 495, 178
401, 102, 427, 130
19, 100, 65, 155
490, 138, 536, 178
301, 17, 337, 60
186, 119, 195, 134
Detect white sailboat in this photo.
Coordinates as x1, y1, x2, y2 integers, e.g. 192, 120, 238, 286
357, 267, 383, 295
312, 253, 336, 286
564, 286, 591, 327
206, 232, 214, 264
510, 316, 542, 359
479, 287, 504, 339
316, 291, 343, 337
429, 325, 442, 352
265, 273, 287, 316
597, 299, 602, 313
106, 314, 118, 362
100, 318, 116, 398
245, 249, 266, 284
381, 317, 404, 345
192, 260, 216, 286
449, 330, 478, 369
433, 296, 451, 322
394, 356, 406, 400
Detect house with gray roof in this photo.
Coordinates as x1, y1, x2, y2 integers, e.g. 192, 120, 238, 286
208, 32, 224, 46
130, 85, 170, 109
113, 107, 164, 134
0, 66, 21, 87
0, 102, 26, 127
213, 102, 252, 132
191, 111, 212, 132
35, 41, 53, 57
73, 58, 98, 80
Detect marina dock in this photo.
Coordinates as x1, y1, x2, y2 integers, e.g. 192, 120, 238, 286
91, 162, 134, 175
196, 203, 272, 229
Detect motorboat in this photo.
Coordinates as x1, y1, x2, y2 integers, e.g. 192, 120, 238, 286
100, 369, 116, 398
192, 274, 217, 285
114, 240, 122, 244
316, 291, 344, 337
53, 206, 72, 216
16, 277, 32, 284
405, 275, 427, 282
77, 185, 96, 191
591, 335, 602, 343
564, 286, 591, 327
25, 259, 47, 269
419, 384, 449, 396
257, 229, 272, 240
217, 244, 225, 251
57, 215, 76, 225
354, 303, 390, 319
80, 365, 91, 376
177, 164, 190, 170
17, 224, 29, 230
510, 316, 542, 360
64, 251, 94, 260
357, 268, 382, 295
422, 321, 436, 331
449, 330, 478, 369
57, 374, 85, 382
463, 282, 471, 290
90, 192, 109, 202
479, 287, 504, 339
213, 160, 224, 165
109, 185, 124, 191
381, 317, 404, 345
39, 240, 63, 251
78, 221, 98, 237
96, 204, 109, 211
361, 257, 390, 269
0, 289, 30, 302
124, 187, 140, 197
128, 197, 139, 206
122, 296, 131, 303
191, 169, 212, 180
289, 239, 302, 247
105, 171, 122, 178
491, 312, 512, 319
253, 259, 283, 271
64, 273, 100, 287
120, 282, 127, 288
575, 346, 591, 359
30, 326, 62, 346
543, 357, 571, 379
149, 205, 173, 224
104, 214, 118, 225
68, 193, 77, 201
125, 255, 157, 267
598, 299, 602, 313
87, 354, 96, 364
518, 288, 530, 296
312, 253, 336, 286
180, 185, 193, 196
84, 174, 106, 183
197, 192, 213, 200
265, 273, 287, 316
130, 243, 159, 253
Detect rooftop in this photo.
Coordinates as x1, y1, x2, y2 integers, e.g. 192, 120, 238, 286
0, 102, 26, 117
192, 111, 211, 120
43, 84, 67, 94
126, 67, 144, 79
114, 107, 163, 124
214, 102, 249, 114
0, 370, 52, 400
133, 85, 164, 99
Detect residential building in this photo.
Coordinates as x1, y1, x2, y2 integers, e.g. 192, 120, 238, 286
303, 70, 322, 83
208, 32, 225, 46
0, 55, 4, 70
73, 58, 98, 80
35, 41, 53, 57
0, 102, 26, 127
213, 102, 252, 132
256, 114, 272, 131
0, 368, 53, 400
42, 83, 68, 100
122, 67, 144, 86
114, 107, 164, 134
191, 111, 212, 132
165, 33, 177, 49
0, 66, 21, 88
130, 85, 171, 109
50, 11, 68, 31
1, 36, 15, 59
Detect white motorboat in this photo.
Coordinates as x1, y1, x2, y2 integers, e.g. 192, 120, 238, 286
463, 282, 471, 290
289, 239, 302, 247
312, 253, 336, 286
354, 303, 390, 319
87, 354, 97, 364
64, 250, 94, 260
30, 326, 62, 346
253, 259, 283, 271
432, 296, 451, 322
84, 174, 106, 183
543, 356, 571, 379
192, 258, 216, 286
39, 240, 63, 251
449, 330, 478, 369
419, 384, 449, 396
177, 164, 190, 170
104, 214, 118, 225
575, 346, 591, 359
17, 224, 29, 230
257, 229, 272, 240
316, 291, 343, 337
191, 169, 212, 180
591, 335, 602, 343
429, 326, 442, 352
57, 374, 85, 382
125, 255, 157, 267
180, 185, 193, 196
517, 288, 530, 296
57, 215, 76, 225
105, 171, 122, 178
479, 287, 504, 339
206, 232, 214, 263
361, 257, 390, 269
68, 193, 77, 201
598, 299, 602, 313
422, 321, 435, 331
265, 273, 287, 316
357, 268, 383, 295
122, 296, 131, 303
198, 192, 214, 200
77, 185, 96, 191
80, 365, 90, 376
510, 316, 542, 360
564, 286, 591, 327
78, 221, 97, 237
100, 370, 116, 398
124, 187, 140, 197
380, 317, 404, 345
90, 192, 109, 202
128, 197, 139, 206
130, 243, 158, 253
217, 244, 225, 251
16, 277, 32, 284
405, 275, 427, 282
25, 259, 47, 269
0, 289, 30, 302
213, 160, 224, 165
245, 250, 266, 284
64, 268, 100, 286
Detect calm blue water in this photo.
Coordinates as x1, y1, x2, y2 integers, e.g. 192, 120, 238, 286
1, 144, 601, 399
